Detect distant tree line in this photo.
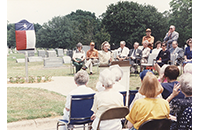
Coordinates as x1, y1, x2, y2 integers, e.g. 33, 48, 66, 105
7, 0, 191, 50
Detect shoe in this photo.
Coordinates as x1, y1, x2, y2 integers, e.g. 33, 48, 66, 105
82, 66, 87, 70
89, 72, 93, 75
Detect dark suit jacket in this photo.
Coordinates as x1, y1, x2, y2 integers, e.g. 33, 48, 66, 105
128, 48, 142, 59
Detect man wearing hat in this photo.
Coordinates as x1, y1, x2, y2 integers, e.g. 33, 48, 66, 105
82, 42, 99, 75
142, 28, 155, 50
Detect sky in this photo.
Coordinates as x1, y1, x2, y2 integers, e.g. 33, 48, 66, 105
7, 0, 171, 25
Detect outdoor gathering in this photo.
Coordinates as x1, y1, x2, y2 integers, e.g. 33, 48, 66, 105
6, 0, 194, 130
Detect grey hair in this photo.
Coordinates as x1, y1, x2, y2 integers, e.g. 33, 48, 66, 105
76, 42, 83, 48
172, 41, 178, 45
99, 68, 115, 88
74, 70, 89, 85
184, 63, 192, 74
120, 41, 126, 45
143, 40, 149, 45
109, 65, 123, 82
134, 42, 139, 46
179, 73, 192, 96
170, 25, 175, 29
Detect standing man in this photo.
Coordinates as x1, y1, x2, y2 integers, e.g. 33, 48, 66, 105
128, 42, 142, 73
142, 28, 154, 50
82, 42, 99, 75
163, 25, 179, 50
117, 41, 130, 61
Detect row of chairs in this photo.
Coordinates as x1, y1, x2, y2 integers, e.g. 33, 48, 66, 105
56, 90, 171, 130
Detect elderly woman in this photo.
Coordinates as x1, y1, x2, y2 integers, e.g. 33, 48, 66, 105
183, 38, 192, 65
166, 73, 192, 130
183, 63, 192, 74
98, 41, 113, 66
72, 42, 85, 73
91, 68, 124, 130
126, 72, 170, 130
61, 71, 95, 130
151, 41, 162, 55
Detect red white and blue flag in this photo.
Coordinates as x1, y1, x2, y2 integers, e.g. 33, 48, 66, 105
15, 20, 36, 50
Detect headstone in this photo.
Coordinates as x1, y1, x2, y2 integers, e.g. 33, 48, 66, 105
16, 59, 25, 63
28, 51, 35, 57
44, 57, 63, 67
28, 57, 43, 62
57, 49, 64, 57
47, 50, 57, 57
38, 50, 46, 58
63, 49, 68, 55
63, 56, 71, 64
67, 50, 73, 58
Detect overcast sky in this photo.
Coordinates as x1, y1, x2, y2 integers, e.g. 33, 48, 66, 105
7, 0, 171, 25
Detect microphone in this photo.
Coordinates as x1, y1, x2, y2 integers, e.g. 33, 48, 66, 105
108, 49, 112, 53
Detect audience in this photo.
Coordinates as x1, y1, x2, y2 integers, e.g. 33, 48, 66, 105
166, 73, 192, 130
61, 71, 95, 130
117, 41, 130, 61
91, 68, 124, 130
126, 72, 170, 130
142, 28, 154, 50
98, 41, 113, 66
183, 38, 192, 65
72, 42, 85, 73
82, 42, 99, 75
163, 25, 179, 50
161, 65, 184, 100
128, 42, 142, 73
151, 41, 162, 55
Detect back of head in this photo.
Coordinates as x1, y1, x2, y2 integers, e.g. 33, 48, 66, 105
184, 63, 192, 74
164, 65, 179, 80
139, 72, 163, 98
109, 65, 123, 82
74, 70, 89, 85
160, 64, 170, 77
140, 70, 154, 81
99, 68, 115, 88
179, 73, 192, 96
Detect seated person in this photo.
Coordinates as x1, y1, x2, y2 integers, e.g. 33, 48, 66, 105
126, 72, 170, 130
166, 73, 192, 130
128, 42, 142, 73
161, 65, 184, 100
129, 70, 162, 111
96, 64, 126, 92
183, 63, 192, 74
99, 41, 113, 66
117, 41, 130, 61
91, 68, 124, 130
140, 40, 151, 64
82, 42, 99, 75
72, 42, 85, 73
183, 38, 192, 65
154, 42, 170, 74
151, 41, 162, 55
169, 41, 184, 66
61, 71, 95, 130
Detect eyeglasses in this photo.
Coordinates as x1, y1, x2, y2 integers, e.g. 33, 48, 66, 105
170, 28, 173, 29
162, 45, 166, 47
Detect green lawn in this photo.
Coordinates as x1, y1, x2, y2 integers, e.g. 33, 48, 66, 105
7, 87, 66, 123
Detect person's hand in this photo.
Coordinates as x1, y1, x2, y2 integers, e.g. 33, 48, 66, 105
127, 121, 133, 129
168, 30, 171, 36
109, 58, 112, 62
91, 114, 96, 120
171, 83, 181, 97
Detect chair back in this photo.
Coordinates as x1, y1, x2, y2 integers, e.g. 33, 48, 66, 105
128, 90, 138, 107
138, 118, 171, 130
69, 93, 95, 124
120, 91, 127, 106
147, 53, 157, 65
97, 107, 129, 129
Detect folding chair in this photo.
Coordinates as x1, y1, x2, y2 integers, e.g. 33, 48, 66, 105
141, 53, 157, 70
57, 93, 95, 130
120, 91, 127, 106
96, 107, 129, 130
138, 118, 171, 130
128, 90, 138, 107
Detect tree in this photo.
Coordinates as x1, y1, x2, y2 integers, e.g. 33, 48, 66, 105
7, 23, 16, 48
101, 1, 168, 48
169, 0, 192, 47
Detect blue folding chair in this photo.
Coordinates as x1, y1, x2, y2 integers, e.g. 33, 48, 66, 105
128, 90, 138, 107
57, 93, 95, 130
120, 91, 127, 106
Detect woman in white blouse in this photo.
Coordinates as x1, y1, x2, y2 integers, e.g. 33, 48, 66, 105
151, 41, 162, 55
72, 42, 85, 73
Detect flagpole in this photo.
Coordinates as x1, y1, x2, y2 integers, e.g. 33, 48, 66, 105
25, 51, 28, 82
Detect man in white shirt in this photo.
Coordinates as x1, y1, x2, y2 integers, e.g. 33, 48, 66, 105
61, 71, 95, 130
117, 41, 129, 61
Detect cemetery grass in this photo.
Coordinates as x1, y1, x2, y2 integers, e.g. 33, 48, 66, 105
7, 87, 66, 123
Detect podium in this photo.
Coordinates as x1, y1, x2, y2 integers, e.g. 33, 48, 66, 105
99, 61, 130, 106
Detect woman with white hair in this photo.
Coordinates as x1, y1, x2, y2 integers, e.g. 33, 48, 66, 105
183, 63, 192, 74
166, 73, 192, 130
91, 68, 124, 130
99, 41, 113, 66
